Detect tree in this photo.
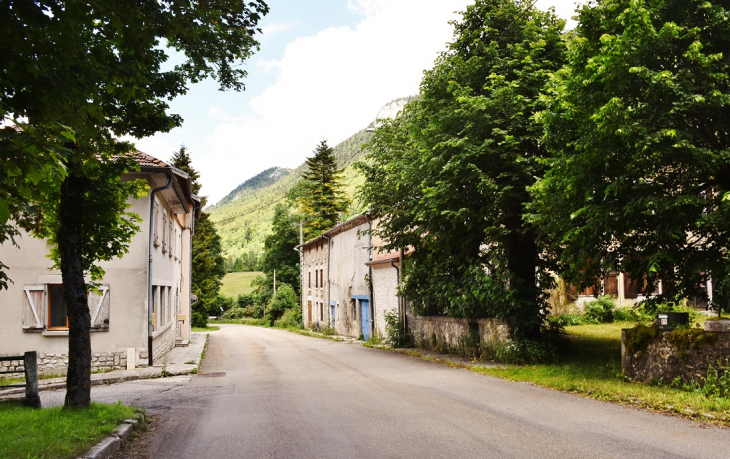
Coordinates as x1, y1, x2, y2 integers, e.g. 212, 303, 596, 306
265, 283, 298, 325
296, 140, 350, 239
357, 0, 566, 338
169, 148, 227, 327
260, 203, 301, 296
1, 0, 268, 408
531, 0, 730, 311
190, 212, 226, 327
170, 145, 202, 196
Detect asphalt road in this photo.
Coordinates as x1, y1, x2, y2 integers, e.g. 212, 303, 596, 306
53, 324, 730, 458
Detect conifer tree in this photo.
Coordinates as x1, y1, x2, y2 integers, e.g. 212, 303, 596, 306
297, 140, 350, 239
170, 145, 202, 196
170, 147, 225, 327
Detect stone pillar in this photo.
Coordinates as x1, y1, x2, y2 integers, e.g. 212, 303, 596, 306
23, 351, 41, 408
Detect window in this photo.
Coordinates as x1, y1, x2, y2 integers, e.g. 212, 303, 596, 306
320, 302, 323, 321
48, 284, 68, 329
22, 283, 110, 332
162, 213, 167, 253
153, 203, 160, 247
315, 270, 318, 288
168, 220, 173, 258
308, 271, 311, 288
320, 269, 324, 288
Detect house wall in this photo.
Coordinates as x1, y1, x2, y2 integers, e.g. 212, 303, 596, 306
0, 174, 193, 374
302, 240, 329, 329
0, 196, 150, 373
371, 264, 399, 338
328, 220, 371, 339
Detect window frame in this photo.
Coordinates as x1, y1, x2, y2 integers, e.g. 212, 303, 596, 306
47, 284, 68, 330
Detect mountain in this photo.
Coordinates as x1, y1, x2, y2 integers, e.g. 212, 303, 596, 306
212, 167, 293, 208
208, 97, 413, 269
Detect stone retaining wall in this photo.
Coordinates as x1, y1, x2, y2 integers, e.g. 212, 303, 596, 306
407, 310, 510, 355
622, 321, 730, 383
1, 349, 150, 377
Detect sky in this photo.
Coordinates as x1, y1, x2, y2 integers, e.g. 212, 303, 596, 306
129, 0, 583, 206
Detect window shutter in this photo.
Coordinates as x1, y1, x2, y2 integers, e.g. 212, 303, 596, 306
22, 285, 45, 331
88, 285, 110, 330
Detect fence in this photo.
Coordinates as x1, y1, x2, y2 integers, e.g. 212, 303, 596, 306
0, 351, 41, 407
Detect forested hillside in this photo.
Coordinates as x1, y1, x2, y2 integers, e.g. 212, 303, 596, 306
209, 129, 373, 269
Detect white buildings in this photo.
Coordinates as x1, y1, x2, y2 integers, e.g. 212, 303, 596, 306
0, 151, 199, 373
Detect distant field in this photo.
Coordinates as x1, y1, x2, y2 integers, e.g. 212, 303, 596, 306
220, 271, 263, 299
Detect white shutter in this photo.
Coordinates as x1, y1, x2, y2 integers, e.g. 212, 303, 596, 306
22, 285, 45, 331
88, 285, 110, 330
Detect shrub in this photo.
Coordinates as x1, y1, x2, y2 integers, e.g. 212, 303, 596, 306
236, 293, 255, 309
583, 296, 617, 324
487, 339, 558, 365
671, 358, 730, 399
384, 310, 411, 348
274, 308, 302, 328
265, 283, 298, 325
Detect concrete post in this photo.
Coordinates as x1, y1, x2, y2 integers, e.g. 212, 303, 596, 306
23, 351, 41, 408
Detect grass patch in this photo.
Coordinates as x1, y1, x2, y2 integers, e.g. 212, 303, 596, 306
0, 401, 135, 459
219, 271, 262, 299
470, 321, 730, 425
193, 325, 220, 332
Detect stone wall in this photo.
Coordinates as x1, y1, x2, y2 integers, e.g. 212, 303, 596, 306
407, 310, 510, 354
0, 349, 150, 378
622, 321, 730, 383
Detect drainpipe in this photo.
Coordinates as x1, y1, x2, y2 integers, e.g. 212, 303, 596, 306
399, 248, 406, 333
367, 215, 374, 337
148, 171, 174, 367
323, 235, 331, 324
390, 258, 401, 335
188, 199, 197, 348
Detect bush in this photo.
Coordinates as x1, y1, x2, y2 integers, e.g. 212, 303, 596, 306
384, 310, 411, 347
583, 296, 617, 324
236, 293, 255, 309
274, 308, 302, 328
672, 358, 730, 399
487, 339, 558, 365
265, 283, 298, 325
207, 295, 234, 317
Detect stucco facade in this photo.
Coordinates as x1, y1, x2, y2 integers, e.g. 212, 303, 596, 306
0, 152, 198, 374
300, 214, 402, 341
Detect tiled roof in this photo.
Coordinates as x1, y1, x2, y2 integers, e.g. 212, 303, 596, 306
131, 150, 169, 168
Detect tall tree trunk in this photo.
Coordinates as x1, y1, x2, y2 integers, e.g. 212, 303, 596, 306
505, 199, 541, 340
59, 171, 91, 409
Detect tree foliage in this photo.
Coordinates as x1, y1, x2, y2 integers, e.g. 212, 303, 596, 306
170, 145, 202, 196
1, 0, 268, 407
191, 212, 226, 328
357, 0, 566, 338
531, 0, 730, 309
261, 203, 301, 297
296, 140, 350, 239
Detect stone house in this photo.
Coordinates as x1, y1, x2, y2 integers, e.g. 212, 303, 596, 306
0, 151, 199, 374
300, 213, 403, 340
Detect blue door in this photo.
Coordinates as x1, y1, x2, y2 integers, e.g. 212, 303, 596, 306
330, 303, 335, 325
360, 299, 370, 341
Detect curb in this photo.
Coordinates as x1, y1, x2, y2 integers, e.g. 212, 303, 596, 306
80, 413, 145, 459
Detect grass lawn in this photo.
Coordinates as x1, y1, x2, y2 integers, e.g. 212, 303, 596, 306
192, 325, 220, 332
0, 401, 136, 458
472, 321, 730, 425
219, 271, 263, 299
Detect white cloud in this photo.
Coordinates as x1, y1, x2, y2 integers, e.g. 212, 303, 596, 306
256, 58, 283, 73
261, 20, 300, 36
198, 0, 472, 205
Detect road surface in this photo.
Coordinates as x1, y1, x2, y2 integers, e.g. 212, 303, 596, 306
54, 324, 730, 458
